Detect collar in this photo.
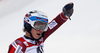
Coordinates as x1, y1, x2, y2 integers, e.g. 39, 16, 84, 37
23, 35, 43, 45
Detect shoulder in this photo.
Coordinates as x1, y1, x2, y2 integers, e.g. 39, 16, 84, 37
15, 37, 25, 44
8, 37, 26, 53
15, 37, 26, 46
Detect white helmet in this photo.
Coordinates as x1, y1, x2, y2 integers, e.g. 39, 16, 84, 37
24, 10, 48, 32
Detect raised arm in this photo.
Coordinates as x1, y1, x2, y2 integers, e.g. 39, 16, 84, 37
43, 2, 74, 41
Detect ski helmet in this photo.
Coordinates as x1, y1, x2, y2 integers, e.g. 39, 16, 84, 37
24, 10, 48, 32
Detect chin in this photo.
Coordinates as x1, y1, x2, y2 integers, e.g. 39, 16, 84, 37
34, 37, 41, 40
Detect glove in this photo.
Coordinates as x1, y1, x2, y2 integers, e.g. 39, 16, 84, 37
63, 2, 74, 20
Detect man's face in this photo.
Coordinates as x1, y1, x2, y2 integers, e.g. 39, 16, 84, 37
31, 28, 43, 39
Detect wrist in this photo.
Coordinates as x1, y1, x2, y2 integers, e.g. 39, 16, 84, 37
61, 12, 68, 20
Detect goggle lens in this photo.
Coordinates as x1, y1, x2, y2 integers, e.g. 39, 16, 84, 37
33, 21, 47, 31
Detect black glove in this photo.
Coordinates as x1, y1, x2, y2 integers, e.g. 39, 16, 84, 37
63, 2, 74, 20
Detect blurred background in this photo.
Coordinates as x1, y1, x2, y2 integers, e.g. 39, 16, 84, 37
0, 0, 100, 53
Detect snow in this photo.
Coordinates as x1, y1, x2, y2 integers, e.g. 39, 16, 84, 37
0, 0, 100, 53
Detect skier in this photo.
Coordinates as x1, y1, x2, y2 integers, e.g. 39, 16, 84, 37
8, 2, 74, 53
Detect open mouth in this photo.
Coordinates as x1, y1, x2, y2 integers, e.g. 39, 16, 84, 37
37, 33, 41, 36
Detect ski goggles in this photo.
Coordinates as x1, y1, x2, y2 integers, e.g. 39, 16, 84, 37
24, 17, 48, 31
31, 21, 48, 31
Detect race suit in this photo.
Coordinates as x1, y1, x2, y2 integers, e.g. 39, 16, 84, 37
8, 12, 68, 53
